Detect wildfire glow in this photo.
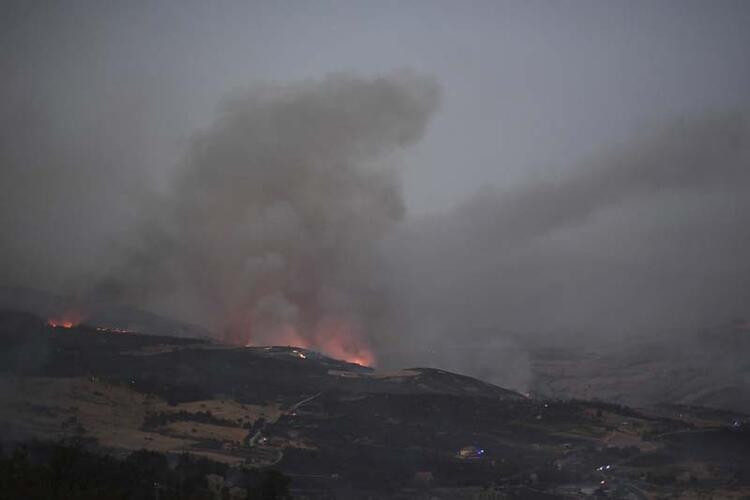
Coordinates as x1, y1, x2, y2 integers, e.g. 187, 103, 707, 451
242, 317, 376, 367
313, 318, 376, 366
47, 319, 75, 328
47, 310, 86, 329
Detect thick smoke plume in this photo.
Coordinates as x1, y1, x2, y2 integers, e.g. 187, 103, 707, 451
111, 73, 439, 363
459, 113, 749, 246
2, 50, 749, 389
380, 113, 750, 386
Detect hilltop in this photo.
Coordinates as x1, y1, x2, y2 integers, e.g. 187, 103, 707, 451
1, 309, 749, 499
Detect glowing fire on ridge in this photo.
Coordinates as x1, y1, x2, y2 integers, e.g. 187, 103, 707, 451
47, 319, 75, 328
243, 317, 375, 367
313, 318, 375, 366
47, 310, 86, 329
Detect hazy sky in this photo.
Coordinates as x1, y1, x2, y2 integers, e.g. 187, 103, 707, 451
2, 1, 750, 385
5, 1, 749, 213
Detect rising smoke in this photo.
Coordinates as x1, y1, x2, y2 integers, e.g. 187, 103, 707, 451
379, 112, 750, 386
1, 57, 749, 388
107, 73, 440, 364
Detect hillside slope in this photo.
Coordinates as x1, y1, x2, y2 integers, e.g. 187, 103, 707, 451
1, 310, 749, 499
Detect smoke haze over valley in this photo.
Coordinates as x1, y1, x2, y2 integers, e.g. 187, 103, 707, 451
2, 0, 750, 392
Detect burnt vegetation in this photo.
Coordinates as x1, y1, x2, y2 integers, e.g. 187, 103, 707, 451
1, 310, 750, 498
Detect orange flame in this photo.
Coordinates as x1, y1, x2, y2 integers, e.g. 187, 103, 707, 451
47, 319, 75, 328
313, 318, 375, 366
242, 316, 375, 367
47, 309, 86, 329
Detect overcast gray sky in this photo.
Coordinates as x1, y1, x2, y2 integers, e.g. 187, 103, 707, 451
5, 1, 749, 212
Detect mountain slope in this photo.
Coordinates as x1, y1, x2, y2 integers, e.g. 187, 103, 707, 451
1, 309, 749, 499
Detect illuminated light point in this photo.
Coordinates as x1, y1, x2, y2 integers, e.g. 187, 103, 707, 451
47, 319, 75, 329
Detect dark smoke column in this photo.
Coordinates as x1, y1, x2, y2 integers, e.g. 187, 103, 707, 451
123, 73, 440, 364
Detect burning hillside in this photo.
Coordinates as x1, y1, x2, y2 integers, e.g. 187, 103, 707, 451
3, 308, 750, 499
241, 316, 375, 366
46, 318, 76, 329
94, 74, 438, 365
46, 309, 86, 329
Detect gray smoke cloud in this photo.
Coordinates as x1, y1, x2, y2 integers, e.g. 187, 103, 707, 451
106, 73, 439, 362
1, 56, 748, 390
379, 112, 750, 387
459, 113, 748, 246
2, 1, 750, 393
2, 58, 749, 389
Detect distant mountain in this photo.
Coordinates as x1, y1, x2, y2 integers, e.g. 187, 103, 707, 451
530, 321, 750, 414
0, 286, 211, 339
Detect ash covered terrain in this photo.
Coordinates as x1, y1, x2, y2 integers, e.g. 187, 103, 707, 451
2, 309, 749, 499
